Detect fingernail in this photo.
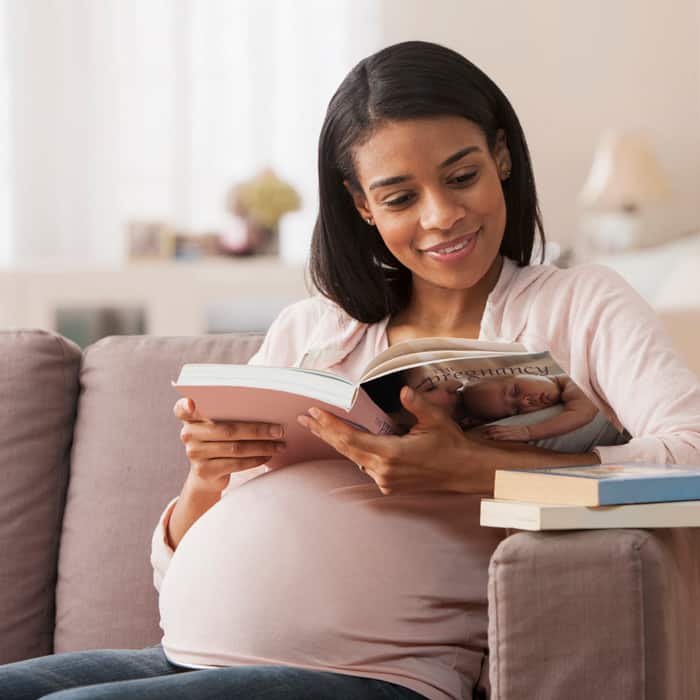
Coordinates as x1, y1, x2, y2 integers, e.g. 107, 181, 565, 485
270, 425, 283, 438
308, 407, 321, 419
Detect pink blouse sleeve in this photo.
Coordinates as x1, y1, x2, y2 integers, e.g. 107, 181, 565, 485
565, 266, 700, 465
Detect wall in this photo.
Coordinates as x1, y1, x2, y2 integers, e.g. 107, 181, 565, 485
380, 0, 700, 250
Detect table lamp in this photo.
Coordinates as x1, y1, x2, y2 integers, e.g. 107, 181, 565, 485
578, 130, 671, 254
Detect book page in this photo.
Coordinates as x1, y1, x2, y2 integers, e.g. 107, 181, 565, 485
360, 337, 526, 380
175, 364, 355, 407
361, 348, 534, 384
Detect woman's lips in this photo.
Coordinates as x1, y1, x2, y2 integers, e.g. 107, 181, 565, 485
420, 227, 481, 261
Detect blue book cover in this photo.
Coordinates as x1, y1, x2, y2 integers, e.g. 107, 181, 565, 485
510, 464, 700, 505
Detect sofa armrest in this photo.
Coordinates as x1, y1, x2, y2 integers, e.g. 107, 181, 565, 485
487, 528, 700, 700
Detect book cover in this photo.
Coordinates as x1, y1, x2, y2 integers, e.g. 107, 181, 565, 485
480, 497, 700, 531
360, 345, 628, 455
174, 338, 629, 467
174, 377, 393, 469
493, 464, 700, 506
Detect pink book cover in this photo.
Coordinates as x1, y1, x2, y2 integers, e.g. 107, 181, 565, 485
173, 384, 395, 468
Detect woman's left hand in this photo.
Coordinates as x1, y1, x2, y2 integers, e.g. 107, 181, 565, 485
297, 386, 492, 495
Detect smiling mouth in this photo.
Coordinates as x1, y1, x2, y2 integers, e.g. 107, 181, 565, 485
419, 228, 481, 255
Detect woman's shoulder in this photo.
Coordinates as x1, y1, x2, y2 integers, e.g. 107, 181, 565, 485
506, 256, 625, 287
504, 258, 637, 307
488, 257, 643, 345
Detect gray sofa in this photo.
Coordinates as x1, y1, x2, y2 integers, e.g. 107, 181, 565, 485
1, 329, 699, 699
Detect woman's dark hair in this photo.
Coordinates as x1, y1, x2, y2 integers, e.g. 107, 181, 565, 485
309, 40, 545, 323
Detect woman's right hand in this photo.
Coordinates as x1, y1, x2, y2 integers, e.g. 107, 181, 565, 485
174, 397, 286, 494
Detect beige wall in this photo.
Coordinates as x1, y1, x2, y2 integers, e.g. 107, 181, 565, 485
379, 0, 700, 250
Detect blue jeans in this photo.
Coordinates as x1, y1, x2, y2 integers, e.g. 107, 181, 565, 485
0, 645, 427, 699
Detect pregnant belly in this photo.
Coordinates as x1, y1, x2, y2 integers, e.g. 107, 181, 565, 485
158, 460, 497, 669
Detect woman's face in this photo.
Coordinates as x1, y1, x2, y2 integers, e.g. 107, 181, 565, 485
347, 115, 511, 292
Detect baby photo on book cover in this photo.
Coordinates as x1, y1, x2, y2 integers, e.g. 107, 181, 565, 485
363, 351, 629, 454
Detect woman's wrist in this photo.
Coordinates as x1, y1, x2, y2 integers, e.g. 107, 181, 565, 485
447, 438, 501, 494
167, 476, 222, 550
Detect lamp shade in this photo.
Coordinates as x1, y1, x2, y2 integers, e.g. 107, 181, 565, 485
579, 130, 672, 211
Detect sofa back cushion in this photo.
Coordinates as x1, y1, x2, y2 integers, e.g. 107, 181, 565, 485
54, 333, 263, 653
0, 330, 81, 663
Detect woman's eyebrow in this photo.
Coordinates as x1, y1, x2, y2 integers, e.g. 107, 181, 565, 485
368, 145, 481, 191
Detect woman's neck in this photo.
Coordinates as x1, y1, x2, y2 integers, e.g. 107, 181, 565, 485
388, 255, 503, 341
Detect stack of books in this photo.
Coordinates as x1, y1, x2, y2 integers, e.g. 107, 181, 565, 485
480, 464, 700, 530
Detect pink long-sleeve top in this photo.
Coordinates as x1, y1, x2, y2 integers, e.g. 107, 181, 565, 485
152, 259, 700, 700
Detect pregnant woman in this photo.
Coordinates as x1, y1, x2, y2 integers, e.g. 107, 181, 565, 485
2, 40, 699, 700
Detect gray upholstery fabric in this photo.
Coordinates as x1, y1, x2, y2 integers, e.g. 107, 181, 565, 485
54, 333, 263, 653
0, 330, 81, 663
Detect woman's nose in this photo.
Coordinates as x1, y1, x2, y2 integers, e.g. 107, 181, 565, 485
419, 188, 466, 232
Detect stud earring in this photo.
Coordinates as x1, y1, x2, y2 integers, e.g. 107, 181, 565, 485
365, 217, 374, 226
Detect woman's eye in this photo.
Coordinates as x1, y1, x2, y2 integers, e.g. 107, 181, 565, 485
384, 194, 414, 208
450, 171, 477, 185
383, 173, 476, 207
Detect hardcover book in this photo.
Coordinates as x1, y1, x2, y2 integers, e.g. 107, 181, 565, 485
480, 497, 700, 531
493, 464, 700, 506
174, 337, 628, 468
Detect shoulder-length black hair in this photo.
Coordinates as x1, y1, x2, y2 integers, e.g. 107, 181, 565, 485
309, 40, 545, 323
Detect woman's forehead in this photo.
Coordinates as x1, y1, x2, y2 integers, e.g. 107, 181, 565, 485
352, 116, 488, 179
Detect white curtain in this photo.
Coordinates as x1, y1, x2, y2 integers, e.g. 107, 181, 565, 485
0, 0, 381, 265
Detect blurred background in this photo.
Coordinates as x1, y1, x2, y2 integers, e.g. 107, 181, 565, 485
0, 0, 698, 351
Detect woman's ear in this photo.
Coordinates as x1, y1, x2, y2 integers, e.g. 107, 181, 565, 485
494, 130, 512, 180
343, 180, 373, 224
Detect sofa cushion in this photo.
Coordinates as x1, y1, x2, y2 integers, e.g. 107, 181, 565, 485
54, 333, 263, 652
0, 330, 81, 663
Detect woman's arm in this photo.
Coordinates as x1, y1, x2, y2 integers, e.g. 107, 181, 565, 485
451, 438, 601, 493
545, 266, 700, 466
166, 474, 223, 549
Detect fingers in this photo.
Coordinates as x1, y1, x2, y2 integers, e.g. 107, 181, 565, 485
298, 408, 399, 466
180, 420, 284, 445
183, 439, 285, 462
174, 397, 205, 422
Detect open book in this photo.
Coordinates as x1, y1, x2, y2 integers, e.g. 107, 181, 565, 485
173, 337, 628, 468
